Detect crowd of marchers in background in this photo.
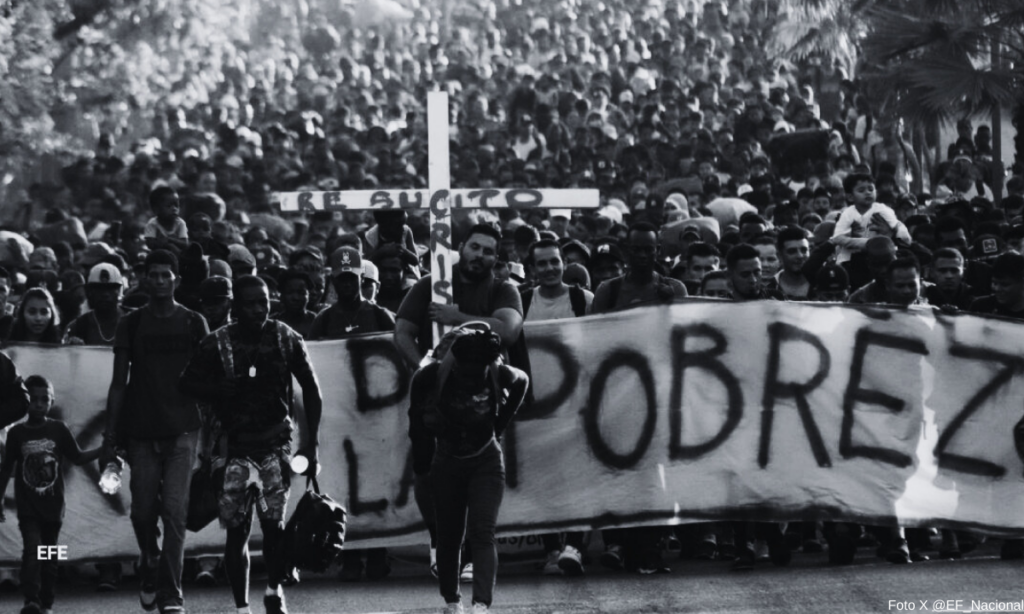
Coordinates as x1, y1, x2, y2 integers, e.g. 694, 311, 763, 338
2, 0, 1024, 612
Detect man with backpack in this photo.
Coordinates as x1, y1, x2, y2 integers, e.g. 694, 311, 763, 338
519, 239, 590, 576
178, 275, 322, 614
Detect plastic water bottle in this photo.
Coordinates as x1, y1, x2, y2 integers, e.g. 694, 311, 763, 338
99, 462, 122, 495
289, 454, 321, 476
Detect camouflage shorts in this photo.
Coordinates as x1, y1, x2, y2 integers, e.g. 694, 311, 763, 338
219, 449, 290, 528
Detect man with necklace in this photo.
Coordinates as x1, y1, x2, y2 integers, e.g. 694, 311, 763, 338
63, 263, 132, 346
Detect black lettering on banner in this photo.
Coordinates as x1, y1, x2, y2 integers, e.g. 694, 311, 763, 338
429, 189, 452, 252
346, 337, 410, 412
934, 344, 1022, 477
399, 191, 423, 209
840, 329, 928, 467
668, 324, 743, 460
344, 438, 389, 516
371, 191, 394, 208
430, 189, 450, 217
517, 337, 579, 421
433, 253, 454, 304
468, 189, 501, 209
298, 191, 314, 212
759, 322, 833, 468
504, 189, 543, 210
583, 349, 656, 469
325, 191, 342, 210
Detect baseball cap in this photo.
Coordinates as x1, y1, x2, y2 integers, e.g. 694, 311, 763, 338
87, 263, 124, 287
362, 260, 380, 284
814, 263, 849, 292
199, 275, 233, 301
329, 246, 363, 277
591, 242, 625, 265
227, 244, 257, 267
970, 234, 1005, 260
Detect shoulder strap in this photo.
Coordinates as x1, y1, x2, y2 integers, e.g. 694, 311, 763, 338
569, 286, 587, 317
520, 287, 534, 317
215, 326, 235, 380
608, 276, 623, 309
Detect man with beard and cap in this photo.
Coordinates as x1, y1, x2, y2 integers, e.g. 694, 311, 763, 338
395, 223, 524, 584
63, 263, 132, 346
370, 243, 420, 314
199, 276, 233, 332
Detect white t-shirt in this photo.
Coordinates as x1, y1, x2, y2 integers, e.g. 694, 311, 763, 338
524, 287, 594, 322
830, 202, 909, 264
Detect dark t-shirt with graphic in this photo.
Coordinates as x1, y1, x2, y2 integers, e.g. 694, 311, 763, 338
307, 300, 395, 340
2, 419, 86, 521
115, 305, 209, 439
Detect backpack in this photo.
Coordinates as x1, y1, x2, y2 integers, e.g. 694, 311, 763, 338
520, 286, 587, 318
283, 477, 347, 576
420, 326, 503, 436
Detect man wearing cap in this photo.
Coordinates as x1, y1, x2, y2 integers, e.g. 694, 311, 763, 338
199, 276, 234, 332
588, 242, 627, 291
811, 263, 851, 302
308, 247, 395, 343
227, 245, 257, 280
63, 263, 132, 346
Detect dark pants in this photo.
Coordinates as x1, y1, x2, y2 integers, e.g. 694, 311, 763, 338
128, 431, 199, 611
19, 517, 62, 608
431, 440, 504, 607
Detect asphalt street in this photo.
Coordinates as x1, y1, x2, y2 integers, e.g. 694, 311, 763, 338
3, 540, 1024, 614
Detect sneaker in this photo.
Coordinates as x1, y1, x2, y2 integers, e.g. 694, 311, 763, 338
140, 587, 158, 612
557, 545, 584, 577
430, 547, 438, 579
599, 544, 623, 570
471, 603, 489, 613
19, 603, 42, 614
696, 540, 717, 561
443, 602, 464, 614
731, 546, 755, 571
887, 539, 912, 565
939, 531, 962, 560
195, 556, 218, 586
264, 592, 288, 614
460, 563, 473, 583
636, 550, 670, 575
96, 562, 121, 592
542, 550, 562, 576
802, 539, 824, 553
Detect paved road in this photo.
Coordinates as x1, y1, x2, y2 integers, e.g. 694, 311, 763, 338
4, 543, 1023, 613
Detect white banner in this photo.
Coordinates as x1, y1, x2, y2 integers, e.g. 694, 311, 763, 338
274, 188, 599, 212
3, 301, 1024, 563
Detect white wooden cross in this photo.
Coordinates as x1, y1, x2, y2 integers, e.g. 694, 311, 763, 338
275, 92, 600, 344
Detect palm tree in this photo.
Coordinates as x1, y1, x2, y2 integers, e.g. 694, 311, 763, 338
771, 0, 1024, 199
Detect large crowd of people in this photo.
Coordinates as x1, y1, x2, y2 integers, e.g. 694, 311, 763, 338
1, 0, 1024, 612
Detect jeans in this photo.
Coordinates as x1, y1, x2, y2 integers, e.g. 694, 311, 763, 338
19, 517, 61, 608
431, 439, 505, 607
128, 430, 199, 611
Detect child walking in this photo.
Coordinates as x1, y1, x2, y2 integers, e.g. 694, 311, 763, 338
0, 375, 102, 614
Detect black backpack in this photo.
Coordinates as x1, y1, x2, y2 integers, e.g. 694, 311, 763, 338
283, 478, 347, 576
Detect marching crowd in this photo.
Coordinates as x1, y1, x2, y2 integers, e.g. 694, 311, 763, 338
2, 0, 1024, 612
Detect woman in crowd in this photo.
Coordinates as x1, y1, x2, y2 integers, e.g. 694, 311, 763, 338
5, 287, 61, 345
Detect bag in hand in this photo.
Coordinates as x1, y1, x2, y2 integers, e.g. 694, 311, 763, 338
283, 477, 347, 576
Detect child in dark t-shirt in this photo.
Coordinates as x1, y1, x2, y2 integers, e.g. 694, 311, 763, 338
0, 375, 101, 614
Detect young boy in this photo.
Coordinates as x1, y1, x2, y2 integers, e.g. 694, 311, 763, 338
272, 269, 318, 339
144, 186, 189, 253
0, 375, 101, 614
830, 172, 910, 264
